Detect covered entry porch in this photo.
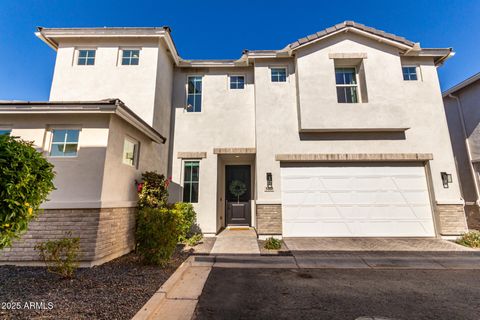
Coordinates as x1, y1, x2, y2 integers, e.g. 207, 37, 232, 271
215, 148, 256, 232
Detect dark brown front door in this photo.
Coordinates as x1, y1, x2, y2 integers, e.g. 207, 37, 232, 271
226, 165, 251, 226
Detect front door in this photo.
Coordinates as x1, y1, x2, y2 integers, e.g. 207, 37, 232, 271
225, 165, 251, 226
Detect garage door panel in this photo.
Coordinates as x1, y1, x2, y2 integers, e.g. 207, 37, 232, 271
281, 165, 435, 237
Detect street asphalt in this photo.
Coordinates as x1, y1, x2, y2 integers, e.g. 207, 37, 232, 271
193, 267, 480, 320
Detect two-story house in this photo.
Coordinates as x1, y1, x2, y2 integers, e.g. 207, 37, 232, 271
0, 21, 468, 266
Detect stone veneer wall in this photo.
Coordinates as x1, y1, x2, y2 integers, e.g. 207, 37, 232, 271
436, 204, 469, 235
256, 204, 282, 235
464, 204, 480, 231
0, 207, 136, 267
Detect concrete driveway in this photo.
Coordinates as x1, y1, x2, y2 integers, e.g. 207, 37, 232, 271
284, 237, 472, 252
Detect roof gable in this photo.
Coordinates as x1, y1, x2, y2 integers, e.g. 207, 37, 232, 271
287, 21, 416, 52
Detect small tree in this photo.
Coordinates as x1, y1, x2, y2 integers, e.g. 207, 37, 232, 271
0, 135, 55, 249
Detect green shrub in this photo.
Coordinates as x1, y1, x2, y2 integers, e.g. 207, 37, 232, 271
185, 233, 203, 247
137, 171, 169, 209
35, 232, 80, 279
264, 237, 282, 250
457, 231, 480, 248
172, 202, 197, 242
136, 207, 180, 265
0, 135, 56, 249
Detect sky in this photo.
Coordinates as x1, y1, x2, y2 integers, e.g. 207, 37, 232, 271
0, 0, 479, 101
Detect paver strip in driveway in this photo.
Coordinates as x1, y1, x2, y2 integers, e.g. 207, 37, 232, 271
284, 237, 473, 252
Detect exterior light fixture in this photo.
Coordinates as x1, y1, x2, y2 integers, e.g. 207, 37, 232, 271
266, 172, 273, 191
441, 172, 453, 188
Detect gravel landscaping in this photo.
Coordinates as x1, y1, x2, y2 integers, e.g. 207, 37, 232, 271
0, 248, 189, 320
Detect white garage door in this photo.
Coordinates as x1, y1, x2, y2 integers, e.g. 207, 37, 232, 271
281, 164, 435, 237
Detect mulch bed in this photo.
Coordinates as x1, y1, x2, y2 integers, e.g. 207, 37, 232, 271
0, 248, 189, 320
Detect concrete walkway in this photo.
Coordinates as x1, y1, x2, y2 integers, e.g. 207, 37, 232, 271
210, 229, 260, 255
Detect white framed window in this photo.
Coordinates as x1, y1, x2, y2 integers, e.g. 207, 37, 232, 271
335, 67, 359, 103
122, 137, 139, 167
402, 66, 418, 81
77, 49, 96, 66
230, 75, 245, 89
49, 129, 80, 157
183, 160, 199, 203
121, 49, 140, 65
186, 76, 203, 112
271, 67, 287, 82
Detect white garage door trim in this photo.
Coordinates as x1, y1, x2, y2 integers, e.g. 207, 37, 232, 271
281, 163, 435, 237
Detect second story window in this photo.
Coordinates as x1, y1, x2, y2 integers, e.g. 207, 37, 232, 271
50, 129, 80, 157
122, 49, 140, 65
77, 49, 96, 66
271, 68, 287, 82
335, 68, 358, 103
122, 137, 139, 167
187, 76, 202, 112
230, 76, 245, 89
402, 66, 418, 81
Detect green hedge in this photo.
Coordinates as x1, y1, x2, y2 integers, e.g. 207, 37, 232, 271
0, 135, 55, 249
172, 202, 196, 242
136, 207, 180, 265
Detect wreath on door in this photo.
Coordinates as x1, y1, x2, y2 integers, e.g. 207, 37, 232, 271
229, 180, 247, 203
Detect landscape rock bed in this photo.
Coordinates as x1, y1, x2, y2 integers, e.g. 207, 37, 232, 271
0, 250, 188, 320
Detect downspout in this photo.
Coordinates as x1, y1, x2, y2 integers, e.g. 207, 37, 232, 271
448, 93, 480, 205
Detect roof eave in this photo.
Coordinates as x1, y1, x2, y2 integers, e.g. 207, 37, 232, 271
35, 27, 180, 65
442, 72, 480, 97
0, 100, 166, 144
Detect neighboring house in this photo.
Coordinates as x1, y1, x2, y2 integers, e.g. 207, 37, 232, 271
0, 21, 469, 265
443, 72, 480, 230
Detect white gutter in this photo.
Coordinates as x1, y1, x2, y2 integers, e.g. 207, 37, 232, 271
35, 31, 58, 51
448, 93, 480, 205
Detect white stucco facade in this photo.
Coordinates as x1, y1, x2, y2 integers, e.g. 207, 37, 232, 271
0, 22, 468, 239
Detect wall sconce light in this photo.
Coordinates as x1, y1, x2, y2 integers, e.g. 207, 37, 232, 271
266, 172, 273, 191
441, 172, 453, 188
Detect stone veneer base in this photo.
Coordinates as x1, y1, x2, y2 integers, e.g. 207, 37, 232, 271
0, 207, 136, 267
436, 204, 469, 236
256, 204, 282, 235
464, 204, 480, 231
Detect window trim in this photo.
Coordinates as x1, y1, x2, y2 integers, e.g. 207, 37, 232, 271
228, 74, 246, 90
185, 75, 203, 113
182, 160, 200, 203
75, 48, 97, 66
270, 66, 288, 83
402, 65, 419, 81
335, 66, 361, 103
122, 136, 140, 168
118, 48, 141, 66
47, 127, 81, 158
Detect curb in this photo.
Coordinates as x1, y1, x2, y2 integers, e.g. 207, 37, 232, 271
133, 256, 213, 320
132, 256, 195, 320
